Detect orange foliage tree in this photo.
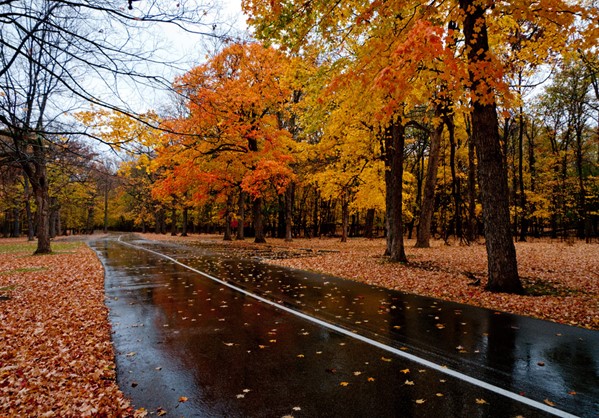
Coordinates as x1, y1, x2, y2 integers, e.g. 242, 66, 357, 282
242, 0, 598, 292
153, 42, 297, 243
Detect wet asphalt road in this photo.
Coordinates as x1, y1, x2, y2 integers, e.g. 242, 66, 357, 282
90, 235, 598, 417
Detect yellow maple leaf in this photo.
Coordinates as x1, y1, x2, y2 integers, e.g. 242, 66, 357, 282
400, 368, 410, 374
179, 396, 188, 402
340, 381, 349, 386
381, 357, 392, 362
415, 399, 425, 404
475, 398, 487, 404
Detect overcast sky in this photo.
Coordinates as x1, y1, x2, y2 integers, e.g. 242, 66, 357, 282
106, 0, 249, 114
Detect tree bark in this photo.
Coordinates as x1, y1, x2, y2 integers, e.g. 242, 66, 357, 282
383, 119, 407, 262
33, 176, 51, 253
415, 111, 444, 248
341, 189, 349, 243
285, 183, 294, 242
252, 197, 266, 243
466, 117, 478, 243
49, 196, 58, 238
11, 207, 20, 238
181, 207, 188, 237
224, 193, 233, 241
446, 114, 463, 241
364, 208, 375, 239
24, 176, 35, 241
460, 0, 522, 293
236, 189, 245, 240
170, 205, 177, 236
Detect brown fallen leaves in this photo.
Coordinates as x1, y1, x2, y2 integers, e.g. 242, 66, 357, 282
0, 238, 130, 416
142, 234, 598, 330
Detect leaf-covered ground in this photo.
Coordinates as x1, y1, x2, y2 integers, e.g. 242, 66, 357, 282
0, 238, 131, 416
1, 235, 595, 415
142, 234, 598, 330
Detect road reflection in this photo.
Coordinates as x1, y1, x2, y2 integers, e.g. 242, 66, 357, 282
92, 237, 598, 417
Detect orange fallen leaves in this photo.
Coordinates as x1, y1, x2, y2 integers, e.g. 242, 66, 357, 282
0, 240, 130, 416
241, 236, 597, 330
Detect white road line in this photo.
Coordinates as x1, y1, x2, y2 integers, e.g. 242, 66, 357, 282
115, 237, 577, 418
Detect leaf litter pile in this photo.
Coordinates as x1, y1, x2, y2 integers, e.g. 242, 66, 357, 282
144, 234, 598, 330
0, 238, 130, 416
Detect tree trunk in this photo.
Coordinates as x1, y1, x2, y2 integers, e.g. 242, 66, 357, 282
460, 0, 522, 294
236, 189, 245, 240
154, 210, 161, 234
447, 114, 463, 241
181, 207, 188, 237
11, 208, 20, 237
15, 132, 51, 253
170, 205, 177, 236
416, 110, 444, 248
364, 208, 375, 239
466, 116, 478, 243
85, 201, 95, 235
383, 119, 407, 262
285, 183, 294, 242
224, 193, 233, 241
24, 176, 35, 241
33, 179, 51, 253
252, 197, 266, 243
526, 120, 539, 237
312, 191, 319, 238
49, 196, 58, 238
341, 189, 349, 243
276, 195, 285, 238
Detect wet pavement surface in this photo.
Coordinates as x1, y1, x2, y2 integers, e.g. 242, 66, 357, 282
90, 235, 599, 417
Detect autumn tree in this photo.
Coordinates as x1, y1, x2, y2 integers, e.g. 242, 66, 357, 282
243, 0, 598, 292
156, 42, 297, 243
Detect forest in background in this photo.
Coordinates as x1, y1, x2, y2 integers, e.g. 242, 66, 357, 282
2, 47, 597, 242
1, 1, 598, 294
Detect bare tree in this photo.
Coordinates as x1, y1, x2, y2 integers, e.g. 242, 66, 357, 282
0, 0, 230, 253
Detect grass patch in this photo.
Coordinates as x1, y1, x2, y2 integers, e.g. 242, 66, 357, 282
49, 242, 81, 254
522, 277, 580, 297
0, 242, 37, 254
0, 241, 81, 254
